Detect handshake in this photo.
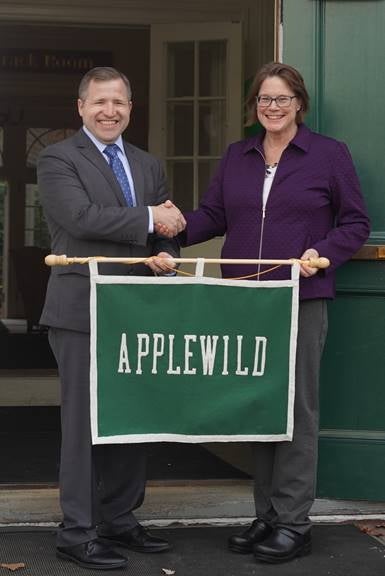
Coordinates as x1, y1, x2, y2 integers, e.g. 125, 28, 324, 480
151, 200, 186, 238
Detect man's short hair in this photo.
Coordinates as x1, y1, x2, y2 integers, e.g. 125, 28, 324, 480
78, 67, 132, 100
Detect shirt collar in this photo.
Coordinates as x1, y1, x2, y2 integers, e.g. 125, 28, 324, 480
243, 123, 312, 155
82, 126, 125, 156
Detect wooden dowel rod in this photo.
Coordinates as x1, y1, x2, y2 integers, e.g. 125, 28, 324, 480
45, 254, 330, 269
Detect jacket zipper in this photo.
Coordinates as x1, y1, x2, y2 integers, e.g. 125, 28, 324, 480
255, 147, 274, 279
257, 205, 266, 279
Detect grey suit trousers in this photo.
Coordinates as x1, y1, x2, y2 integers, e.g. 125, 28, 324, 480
253, 299, 328, 534
49, 328, 147, 547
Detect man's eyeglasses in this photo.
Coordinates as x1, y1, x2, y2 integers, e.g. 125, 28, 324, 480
256, 95, 297, 108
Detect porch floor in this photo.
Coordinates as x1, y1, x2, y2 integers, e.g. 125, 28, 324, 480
0, 523, 384, 576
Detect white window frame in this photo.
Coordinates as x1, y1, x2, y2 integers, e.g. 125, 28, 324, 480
149, 22, 243, 275
149, 21, 243, 198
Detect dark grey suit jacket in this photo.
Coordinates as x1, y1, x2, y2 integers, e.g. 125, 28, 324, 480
37, 129, 179, 333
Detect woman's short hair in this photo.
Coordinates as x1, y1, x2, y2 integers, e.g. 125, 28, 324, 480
78, 67, 132, 101
245, 62, 309, 126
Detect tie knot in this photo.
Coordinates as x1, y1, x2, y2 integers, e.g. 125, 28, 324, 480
104, 144, 120, 159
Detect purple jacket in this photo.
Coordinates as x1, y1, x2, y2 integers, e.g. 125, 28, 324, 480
182, 124, 370, 300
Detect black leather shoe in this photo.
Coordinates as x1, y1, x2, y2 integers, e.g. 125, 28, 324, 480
100, 525, 171, 553
253, 527, 311, 563
56, 539, 128, 570
228, 519, 272, 554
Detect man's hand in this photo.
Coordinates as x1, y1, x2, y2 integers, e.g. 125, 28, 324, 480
145, 251, 177, 275
299, 248, 320, 277
151, 200, 186, 238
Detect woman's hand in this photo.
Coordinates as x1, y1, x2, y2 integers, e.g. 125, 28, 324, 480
299, 248, 320, 277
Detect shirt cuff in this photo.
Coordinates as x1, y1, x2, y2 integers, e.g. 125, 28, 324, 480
148, 207, 154, 233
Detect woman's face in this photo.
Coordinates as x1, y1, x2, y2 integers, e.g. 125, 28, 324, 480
256, 76, 300, 137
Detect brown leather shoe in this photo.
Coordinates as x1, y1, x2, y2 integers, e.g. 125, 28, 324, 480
100, 525, 171, 553
56, 539, 128, 570
228, 519, 272, 554
253, 527, 311, 563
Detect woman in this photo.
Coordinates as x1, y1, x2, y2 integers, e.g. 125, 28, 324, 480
177, 62, 370, 563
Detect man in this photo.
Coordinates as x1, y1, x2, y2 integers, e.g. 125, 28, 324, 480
37, 67, 185, 570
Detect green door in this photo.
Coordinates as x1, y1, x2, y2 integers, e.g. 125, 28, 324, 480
283, 0, 385, 500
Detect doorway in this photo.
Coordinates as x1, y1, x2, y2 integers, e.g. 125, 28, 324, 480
0, 11, 275, 485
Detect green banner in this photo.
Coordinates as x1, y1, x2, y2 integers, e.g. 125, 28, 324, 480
90, 270, 299, 444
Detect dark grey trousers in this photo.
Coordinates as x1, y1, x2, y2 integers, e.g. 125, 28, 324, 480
49, 328, 147, 547
253, 299, 328, 534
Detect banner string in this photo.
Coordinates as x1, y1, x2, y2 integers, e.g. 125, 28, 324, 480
224, 265, 283, 280
153, 259, 284, 280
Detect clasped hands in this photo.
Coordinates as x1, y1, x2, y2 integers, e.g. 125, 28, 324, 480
151, 200, 185, 239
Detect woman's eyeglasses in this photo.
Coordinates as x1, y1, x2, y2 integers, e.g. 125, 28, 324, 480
256, 95, 297, 108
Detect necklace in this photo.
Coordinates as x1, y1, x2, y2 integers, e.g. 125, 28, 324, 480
265, 162, 278, 175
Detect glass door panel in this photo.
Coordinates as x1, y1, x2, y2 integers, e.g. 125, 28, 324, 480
24, 184, 50, 249
0, 126, 76, 321
167, 42, 195, 97
0, 127, 4, 167
166, 161, 194, 212
199, 41, 226, 97
198, 160, 218, 202
151, 23, 242, 210
150, 21, 242, 275
159, 38, 228, 208
26, 128, 76, 168
166, 102, 194, 156
24, 128, 76, 249
199, 101, 225, 156
0, 180, 8, 318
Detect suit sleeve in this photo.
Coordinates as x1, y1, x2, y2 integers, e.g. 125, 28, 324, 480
38, 146, 151, 247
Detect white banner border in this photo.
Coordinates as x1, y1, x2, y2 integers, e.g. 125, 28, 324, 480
90, 263, 299, 445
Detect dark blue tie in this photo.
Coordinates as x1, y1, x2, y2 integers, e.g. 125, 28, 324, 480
104, 144, 134, 207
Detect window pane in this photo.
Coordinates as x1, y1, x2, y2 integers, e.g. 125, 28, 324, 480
199, 41, 226, 97
166, 102, 194, 156
26, 128, 76, 167
0, 181, 7, 316
198, 160, 219, 202
199, 101, 226, 156
167, 42, 194, 98
167, 161, 194, 212
0, 127, 3, 167
24, 184, 50, 249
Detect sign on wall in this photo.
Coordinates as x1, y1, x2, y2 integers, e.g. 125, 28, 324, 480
0, 50, 113, 73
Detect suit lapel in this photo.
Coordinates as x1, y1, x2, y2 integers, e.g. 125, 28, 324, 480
73, 130, 126, 206
124, 142, 145, 207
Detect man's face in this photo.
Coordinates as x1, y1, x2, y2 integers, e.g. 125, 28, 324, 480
77, 78, 132, 144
